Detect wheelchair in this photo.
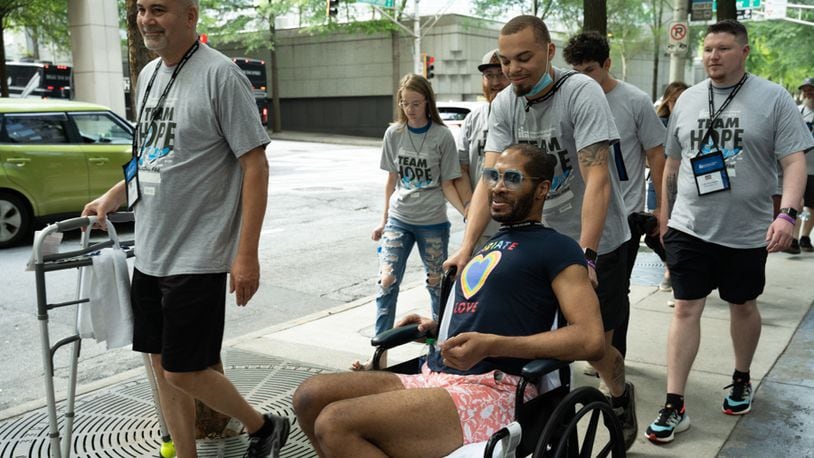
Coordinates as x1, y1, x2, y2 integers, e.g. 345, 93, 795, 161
367, 268, 626, 457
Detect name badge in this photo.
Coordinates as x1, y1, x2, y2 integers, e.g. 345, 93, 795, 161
691, 151, 731, 196
122, 157, 140, 209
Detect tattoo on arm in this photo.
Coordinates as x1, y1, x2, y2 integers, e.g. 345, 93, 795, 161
666, 172, 678, 218
578, 142, 609, 167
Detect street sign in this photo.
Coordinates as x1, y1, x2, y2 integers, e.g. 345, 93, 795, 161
691, 0, 714, 21
764, 0, 788, 19
358, 0, 395, 7
667, 21, 690, 54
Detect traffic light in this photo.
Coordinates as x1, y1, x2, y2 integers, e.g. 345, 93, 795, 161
327, 0, 339, 18
422, 53, 435, 79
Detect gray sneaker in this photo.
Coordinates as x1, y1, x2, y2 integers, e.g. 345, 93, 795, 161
244, 413, 290, 458
612, 382, 638, 451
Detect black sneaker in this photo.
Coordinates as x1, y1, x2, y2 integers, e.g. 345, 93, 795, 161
722, 380, 753, 415
784, 238, 801, 254
645, 404, 690, 444
244, 413, 290, 458
612, 382, 638, 450
801, 236, 813, 252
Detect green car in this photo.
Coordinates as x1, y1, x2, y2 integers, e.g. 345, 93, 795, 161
0, 98, 133, 247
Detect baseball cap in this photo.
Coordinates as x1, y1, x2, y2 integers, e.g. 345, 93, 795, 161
477, 49, 501, 72
799, 77, 814, 89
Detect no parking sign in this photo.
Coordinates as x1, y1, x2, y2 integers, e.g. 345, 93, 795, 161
667, 21, 689, 54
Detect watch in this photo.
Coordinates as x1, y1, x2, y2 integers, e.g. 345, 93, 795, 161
779, 207, 799, 219
583, 248, 598, 263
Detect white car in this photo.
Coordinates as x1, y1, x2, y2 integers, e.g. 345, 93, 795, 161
437, 101, 487, 150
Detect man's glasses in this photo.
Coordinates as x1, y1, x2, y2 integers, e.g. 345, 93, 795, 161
482, 167, 541, 190
399, 101, 426, 109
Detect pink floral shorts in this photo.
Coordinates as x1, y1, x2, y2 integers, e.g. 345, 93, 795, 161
396, 363, 538, 444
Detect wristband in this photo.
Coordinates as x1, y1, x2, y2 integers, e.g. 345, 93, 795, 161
776, 213, 795, 225
586, 259, 597, 270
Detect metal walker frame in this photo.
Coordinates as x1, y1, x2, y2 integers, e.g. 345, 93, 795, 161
31, 214, 173, 458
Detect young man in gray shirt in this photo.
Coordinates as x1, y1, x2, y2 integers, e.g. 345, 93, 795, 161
563, 31, 667, 360
646, 19, 813, 445
444, 15, 638, 450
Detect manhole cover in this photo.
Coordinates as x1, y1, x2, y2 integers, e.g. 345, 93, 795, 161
0, 349, 328, 457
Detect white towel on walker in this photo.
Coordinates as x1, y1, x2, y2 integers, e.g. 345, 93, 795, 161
78, 247, 133, 349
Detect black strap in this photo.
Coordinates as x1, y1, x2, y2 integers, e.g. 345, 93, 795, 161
696, 73, 748, 157
132, 39, 200, 159
524, 71, 577, 112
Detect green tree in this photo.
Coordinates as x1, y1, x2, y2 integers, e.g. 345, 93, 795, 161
746, 19, 814, 90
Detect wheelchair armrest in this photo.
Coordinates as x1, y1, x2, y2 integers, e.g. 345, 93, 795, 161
521, 359, 572, 381
370, 324, 430, 349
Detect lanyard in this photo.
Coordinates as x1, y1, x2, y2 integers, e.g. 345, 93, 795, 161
133, 39, 200, 159
697, 73, 748, 156
524, 71, 577, 112
499, 220, 544, 230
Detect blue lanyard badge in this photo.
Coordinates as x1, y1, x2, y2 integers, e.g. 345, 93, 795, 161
123, 157, 141, 209
690, 151, 730, 196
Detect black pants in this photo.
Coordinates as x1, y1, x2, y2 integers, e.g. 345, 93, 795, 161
612, 212, 664, 356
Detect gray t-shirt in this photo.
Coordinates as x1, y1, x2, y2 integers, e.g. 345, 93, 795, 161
666, 75, 814, 248
606, 81, 666, 215
380, 122, 461, 225
486, 68, 629, 254
134, 44, 270, 276
800, 104, 814, 175
458, 103, 501, 237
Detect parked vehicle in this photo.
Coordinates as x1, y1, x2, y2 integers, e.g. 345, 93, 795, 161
232, 57, 269, 126
0, 99, 133, 247
6, 62, 72, 99
437, 101, 486, 148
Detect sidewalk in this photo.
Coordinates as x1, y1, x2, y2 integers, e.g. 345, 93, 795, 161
1, 249, 812, 457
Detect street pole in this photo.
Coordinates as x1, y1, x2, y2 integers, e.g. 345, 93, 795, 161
669, 0, 689, 82
414, 0, 422, 75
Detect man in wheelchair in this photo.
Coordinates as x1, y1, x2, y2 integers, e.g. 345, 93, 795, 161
293, 143, 605, 457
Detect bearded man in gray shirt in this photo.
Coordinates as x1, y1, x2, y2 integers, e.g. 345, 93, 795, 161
645, 19, 812, 445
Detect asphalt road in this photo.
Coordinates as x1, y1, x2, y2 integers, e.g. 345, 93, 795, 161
0, 139, 466, 413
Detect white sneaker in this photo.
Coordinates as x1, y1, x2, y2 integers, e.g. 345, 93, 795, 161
667, 299, 675, 308
659, 276, 672, 292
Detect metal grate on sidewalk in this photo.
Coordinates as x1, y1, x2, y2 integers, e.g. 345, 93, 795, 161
0, 349, 328, 457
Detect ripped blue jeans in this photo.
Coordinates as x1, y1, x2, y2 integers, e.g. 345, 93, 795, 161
375, 217, 450, 336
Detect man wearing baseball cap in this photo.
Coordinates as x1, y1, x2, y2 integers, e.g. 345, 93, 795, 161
796, 77, 814, 251
453, 48, 510, 250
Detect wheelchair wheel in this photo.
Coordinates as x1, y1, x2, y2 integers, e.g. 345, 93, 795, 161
534, 386, 625, 458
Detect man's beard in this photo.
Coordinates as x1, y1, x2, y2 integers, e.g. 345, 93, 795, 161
490, 189, 536, 223
512, 82, 531, 97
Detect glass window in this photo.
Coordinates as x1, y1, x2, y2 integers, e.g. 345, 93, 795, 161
3, 113, 68, 144
70, 112, 132, 145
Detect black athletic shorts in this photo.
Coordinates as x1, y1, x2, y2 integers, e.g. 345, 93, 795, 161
595, 244, 629, 332
131, 269, 227, 372
664, 228, 767, 304
804, 175, 814, 208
